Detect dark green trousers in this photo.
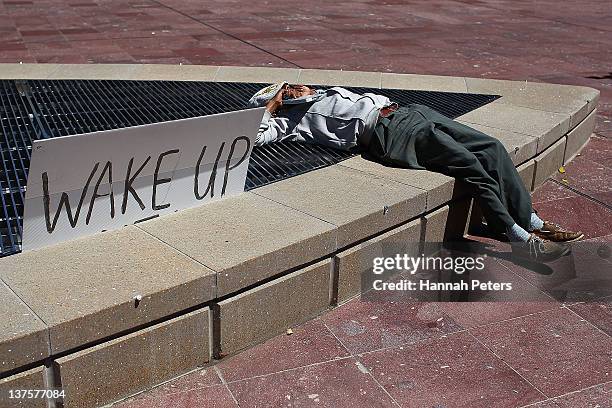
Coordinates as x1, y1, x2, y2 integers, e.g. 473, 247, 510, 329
364, 104, 533, 233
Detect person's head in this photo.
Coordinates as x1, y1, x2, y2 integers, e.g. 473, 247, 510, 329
282, 84, 316, 100
247, 82, 317, 108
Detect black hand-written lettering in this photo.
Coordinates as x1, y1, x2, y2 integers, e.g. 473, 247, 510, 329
122, 156, 151, 214
43, 162, 100, 233
194, 142, 225, 200
86, 161, 115, 225
152, 149, 179, 211
222, 136, 251, 196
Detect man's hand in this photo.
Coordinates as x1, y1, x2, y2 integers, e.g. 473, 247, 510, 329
265, 86, 285, 115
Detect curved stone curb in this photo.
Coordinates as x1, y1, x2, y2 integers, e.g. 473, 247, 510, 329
0, 64, 599, 408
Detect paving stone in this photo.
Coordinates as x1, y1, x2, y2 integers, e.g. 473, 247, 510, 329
456, 120, 538, 165
517, 159, 536, 192
533, 137, 567, 189
218, 260, 331, 356
214, 66, 299, 83
553, 155, 612, 197
138, 192, 337, 296
255, 165, 426, 248
564, 109, 596, 163
548, 381, 612, 408
0, 63, 61, 79
128, 366, 222, 395
359, 331, 543, 408
569, 299, 612, 336
441, 301, 559, 329
381, 73, 468, 92
127, 64, 219, 81
456, 100, 570, 153
339, 156, 458, 210
227, 357, 397, 408
531, 180, 575, 204
465, 77, 598, 129
578, 135, 612, 168
216, 319, 349, 382
112, 368, 224, 407
530, 193, 612, 240
57, 308, 210, 408
322, 299, 462, 355
0, 226, 215, 354
114, 383, 238, 408
470, 308, 612, 397
335, 219, 422, 303
0, 366, 47, 408
523, 398, 561, 408
297, 69, 381, 87
0, 281, 49, 374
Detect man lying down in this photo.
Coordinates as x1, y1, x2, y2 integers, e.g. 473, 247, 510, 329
247, 82, 583, 263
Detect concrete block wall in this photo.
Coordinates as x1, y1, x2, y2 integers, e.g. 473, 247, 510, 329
564, 109, 596, 164
518, 160, 536, 192
218, 260, 331, 356
0, 367, 47, 408
56, 309, 210, 408
534, 138, 567, 189
423, 200, 472, 243
0, 64, 599, 407
334, 219, 422, 304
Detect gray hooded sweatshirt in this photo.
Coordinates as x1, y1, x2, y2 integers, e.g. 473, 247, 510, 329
255, 87, 391, 151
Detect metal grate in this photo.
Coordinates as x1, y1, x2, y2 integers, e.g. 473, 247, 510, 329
0, 79, 498, 257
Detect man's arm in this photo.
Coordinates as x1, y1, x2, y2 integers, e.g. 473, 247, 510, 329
256, 111, 294, 146
255, 86, 298, 146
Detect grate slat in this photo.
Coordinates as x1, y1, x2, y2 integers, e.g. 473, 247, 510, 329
0, 79, 498, 257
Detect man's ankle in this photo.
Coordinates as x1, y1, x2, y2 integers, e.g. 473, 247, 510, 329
506, 223, 530, 242
529, 212, 544, 231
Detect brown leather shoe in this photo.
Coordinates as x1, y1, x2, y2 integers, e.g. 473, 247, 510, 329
533, 221, 584, 242
512, 234, 570, 263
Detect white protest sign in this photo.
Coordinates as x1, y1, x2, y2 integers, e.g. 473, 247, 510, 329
22, 107, 265, 251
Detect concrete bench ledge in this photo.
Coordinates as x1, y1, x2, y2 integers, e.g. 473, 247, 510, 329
0, 64, 599, 408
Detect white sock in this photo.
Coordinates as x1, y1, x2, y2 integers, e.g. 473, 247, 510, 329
529, 213, 544, 231
507, 223, 530, 242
